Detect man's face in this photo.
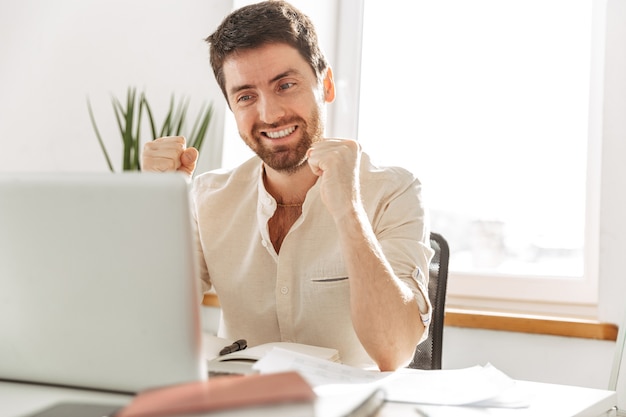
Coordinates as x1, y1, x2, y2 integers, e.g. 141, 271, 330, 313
223, 43, 332, 174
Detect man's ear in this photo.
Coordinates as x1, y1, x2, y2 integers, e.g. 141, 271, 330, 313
323, 67, 336, 103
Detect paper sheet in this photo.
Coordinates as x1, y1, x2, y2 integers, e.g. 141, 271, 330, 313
253, 349, 530, 408
383, 363, 529, 407
253, 347, 388, 386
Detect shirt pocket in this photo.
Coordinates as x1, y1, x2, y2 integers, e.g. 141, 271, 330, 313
310, 275, 349, 283
307, 274, 350, 313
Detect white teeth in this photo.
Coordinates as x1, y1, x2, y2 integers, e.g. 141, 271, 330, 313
265, 126, 295, 139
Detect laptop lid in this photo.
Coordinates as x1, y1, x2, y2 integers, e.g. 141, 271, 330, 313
0, 172, 206, 393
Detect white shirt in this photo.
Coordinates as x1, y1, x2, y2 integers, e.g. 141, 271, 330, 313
191, 153, 432, 368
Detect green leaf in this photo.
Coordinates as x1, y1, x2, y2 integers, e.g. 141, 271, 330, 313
159, 94, 175, 137
86, 97, 115, 172
134, 91, 145, 170
142, 94, 158, 140
111, 95, 126, 141
122, 88, 136, 170
173, 96, 190, 135
189, 102, 213, 151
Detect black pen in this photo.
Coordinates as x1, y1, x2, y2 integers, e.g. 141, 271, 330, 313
219, 339, 247, 356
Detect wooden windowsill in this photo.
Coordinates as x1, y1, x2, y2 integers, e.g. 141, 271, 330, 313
445, 308, 618, 341
203, 293, 220, 307
203, 294, 618, 341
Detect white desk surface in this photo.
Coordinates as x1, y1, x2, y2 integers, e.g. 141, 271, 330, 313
379, 379, 617, 417
0, 378, 617, 417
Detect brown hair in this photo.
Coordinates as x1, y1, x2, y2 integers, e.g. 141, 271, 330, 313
205, 1, 329, 100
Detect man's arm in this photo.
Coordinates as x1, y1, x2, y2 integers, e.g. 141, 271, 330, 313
307, 139, 427, 371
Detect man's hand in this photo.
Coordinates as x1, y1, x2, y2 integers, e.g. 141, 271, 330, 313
141, 136, 198, 178
306, 139, 361, 220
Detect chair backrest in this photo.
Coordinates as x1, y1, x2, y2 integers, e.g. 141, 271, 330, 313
409, 232, 450, 370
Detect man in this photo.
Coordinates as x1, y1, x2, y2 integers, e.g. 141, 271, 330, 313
142, 0, 432, 371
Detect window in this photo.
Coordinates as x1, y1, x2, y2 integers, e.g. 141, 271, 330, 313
357, 0, 598, 317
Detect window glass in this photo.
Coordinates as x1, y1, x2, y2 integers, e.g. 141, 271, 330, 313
358, 0, 592, 280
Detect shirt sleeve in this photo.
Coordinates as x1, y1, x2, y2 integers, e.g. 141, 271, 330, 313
368, 168, 434, 342
191, 178, 212, 299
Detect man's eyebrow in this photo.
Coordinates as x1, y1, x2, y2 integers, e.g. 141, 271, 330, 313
229, 83, 253, 97
269, 69, 299, 83
228, 69, 301, 97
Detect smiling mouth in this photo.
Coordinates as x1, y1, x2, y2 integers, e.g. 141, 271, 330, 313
263, 126, 297, 139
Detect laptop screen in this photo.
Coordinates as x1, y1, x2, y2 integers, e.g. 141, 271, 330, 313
0, 172, 206, 393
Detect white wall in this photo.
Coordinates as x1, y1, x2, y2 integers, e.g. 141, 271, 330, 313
0, 0, 229, 174
2, 0, 625, 392
597, 0, 626, 325
443, 327, 616, 390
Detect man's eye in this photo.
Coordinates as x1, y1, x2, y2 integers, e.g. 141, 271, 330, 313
279, 82, 294, 91
238, 95, 252, 102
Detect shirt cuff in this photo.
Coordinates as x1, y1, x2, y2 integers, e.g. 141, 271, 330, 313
412, 266, 432, 326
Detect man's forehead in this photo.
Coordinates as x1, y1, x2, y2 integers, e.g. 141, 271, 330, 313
223, 43, 315, 91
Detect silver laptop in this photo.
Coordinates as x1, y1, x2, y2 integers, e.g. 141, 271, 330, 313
0, 172, 206, 394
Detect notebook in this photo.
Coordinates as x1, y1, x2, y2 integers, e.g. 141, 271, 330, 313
0, 172, 206, 394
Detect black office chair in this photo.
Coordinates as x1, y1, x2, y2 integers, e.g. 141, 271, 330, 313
408, 232, 450, 370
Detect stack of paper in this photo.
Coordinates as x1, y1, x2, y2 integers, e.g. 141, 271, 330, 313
253, 349, 531, 409
382, 364, 531, 408
204, 334, 530, 410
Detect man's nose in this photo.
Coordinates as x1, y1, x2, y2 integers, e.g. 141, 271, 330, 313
258, 96, 285, 124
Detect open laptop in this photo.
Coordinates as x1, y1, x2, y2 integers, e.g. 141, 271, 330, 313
0, 172, 206, 394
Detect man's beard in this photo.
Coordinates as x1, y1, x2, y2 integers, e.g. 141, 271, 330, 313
241, 108, 324, 174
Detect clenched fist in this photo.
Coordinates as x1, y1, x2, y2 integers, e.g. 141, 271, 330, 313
141, 136, 198, 178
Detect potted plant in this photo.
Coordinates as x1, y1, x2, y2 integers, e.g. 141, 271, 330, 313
87, 87, 213, 172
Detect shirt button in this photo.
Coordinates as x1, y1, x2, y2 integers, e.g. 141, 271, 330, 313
261, 240, 267, 247
280, 286, 289, 295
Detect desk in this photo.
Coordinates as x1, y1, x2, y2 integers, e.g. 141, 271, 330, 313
0, 379, 617, 417
379, 380, 617, 416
